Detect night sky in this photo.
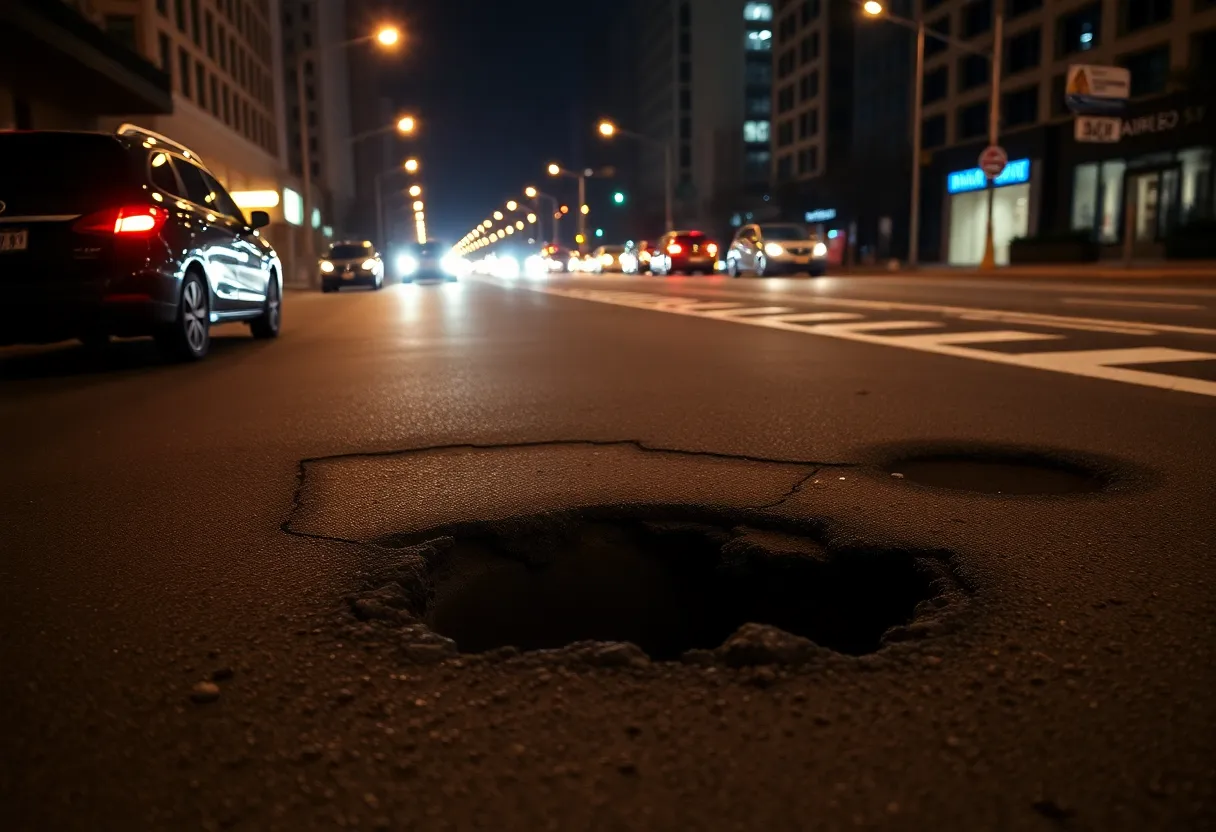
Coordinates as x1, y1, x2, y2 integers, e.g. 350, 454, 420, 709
359, 0, 634, 244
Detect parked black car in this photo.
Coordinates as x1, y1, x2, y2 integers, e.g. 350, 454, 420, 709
0, 125, 282, 360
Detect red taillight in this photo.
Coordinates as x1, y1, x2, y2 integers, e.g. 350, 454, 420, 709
667, 243, 683, 255
73, 205, 166, 237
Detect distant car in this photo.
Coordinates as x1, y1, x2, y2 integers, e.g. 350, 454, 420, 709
320, 240, 384, 292
541, 244, 571, 272
398, 241, 457, 282
726, 222, 827, 277
587, 245, 626, 274
649, 231, 720, 276
0, 125, 282, 361
621, 240, 655, 274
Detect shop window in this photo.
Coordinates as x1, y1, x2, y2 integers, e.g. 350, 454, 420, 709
1057, 2, 1101, 57
962, 0, 992, 38
922, 114, 947, 148
1004, 28, 1041, 74
925, 15, 950, 58
948, 184, 1029, 265
1097, 160, 1126, 243
923, 67, 948, 104
1179, 147, 1214, 223
1119, 0, 1173, 35
1072, 163, 1099, 232
958, 101, 987, 139
959, 54, 988, 91
1008, 0, 1042, 17
1002, 84, 1038, 128
1118, 44, 1170, 97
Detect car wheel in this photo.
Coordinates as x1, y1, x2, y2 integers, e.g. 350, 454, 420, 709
250, 271, 281, 339
156, 271, 210, 361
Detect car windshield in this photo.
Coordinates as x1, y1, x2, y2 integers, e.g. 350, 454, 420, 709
759, 225, 812, 241
0, 133, 132, 214
329, 244, 372, 259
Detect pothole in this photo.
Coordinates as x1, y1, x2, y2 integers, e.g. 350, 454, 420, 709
886, 453, 1110, 495
347, 508, 964, 664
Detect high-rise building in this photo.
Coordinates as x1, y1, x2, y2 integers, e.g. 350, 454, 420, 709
280, 0, 356, 241
88, 0, 315, 279
633, 0, 778, 236
917, 0, 1216, 264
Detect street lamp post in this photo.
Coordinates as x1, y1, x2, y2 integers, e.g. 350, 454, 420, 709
860, 1, 1001, 269
548, 164, 610, 252
598, 121, 672, 232
295, 25, 401, 273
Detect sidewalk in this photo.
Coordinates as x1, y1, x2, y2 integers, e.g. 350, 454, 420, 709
842, 261, 1216, 280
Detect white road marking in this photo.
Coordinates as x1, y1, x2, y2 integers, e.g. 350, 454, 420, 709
661, 301, 747, 311
524, 284, 1216, 398
1061, 297, 1205, 311
764, 312, 865, 323
702, 306, 796, 317
886, 330, 1066, 346
958, 312, 1151, 336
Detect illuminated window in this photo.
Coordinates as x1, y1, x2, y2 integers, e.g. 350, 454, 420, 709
746, 29, 773, 51
744, 2, 773, 20
743, 120, 770, 143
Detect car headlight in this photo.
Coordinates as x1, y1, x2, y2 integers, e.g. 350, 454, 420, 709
397, 255, 418, 275
813, 242, 827, 257
361, 258, 377, 271
600, 254, 613, 265
320, 260, 335, 273
764, 242, 785, 257
639, 252, 650, 262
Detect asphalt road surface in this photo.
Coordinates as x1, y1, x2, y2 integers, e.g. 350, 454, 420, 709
2, 272, 1214, 831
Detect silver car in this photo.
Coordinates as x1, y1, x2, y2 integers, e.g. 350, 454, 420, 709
725, 223, 827, 277
319, 240, 385, 292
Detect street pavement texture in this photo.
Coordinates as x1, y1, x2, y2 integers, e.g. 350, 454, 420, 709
2, 273, 1214, 830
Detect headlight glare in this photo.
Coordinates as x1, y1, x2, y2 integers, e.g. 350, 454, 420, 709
813, 242, 827, 257
319, 260, 335, 273
764, 242, 785, 257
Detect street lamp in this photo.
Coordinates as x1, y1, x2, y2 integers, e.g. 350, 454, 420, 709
548, 163, 612, 252
525, 186, 538, 198
597, 119, 672, 232
506, 200, 518, 211
860, 0, 1002, 269
404, 158, 419, 173
409, 185, 422, 198
493, 210, 504, 220
412, 200, 424, 211
376, 25, 401, 46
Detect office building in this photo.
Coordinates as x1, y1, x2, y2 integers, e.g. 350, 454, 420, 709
1, 0, 170, 130
917, 0, 1216, 264
280, 0, 356, 243
633, 0, 778, 235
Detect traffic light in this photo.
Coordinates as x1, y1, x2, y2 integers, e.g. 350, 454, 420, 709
595, 228, 604, 238
574, 233, 586, 244
612, 191, 625, 205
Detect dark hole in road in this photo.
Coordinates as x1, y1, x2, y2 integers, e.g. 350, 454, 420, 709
422, 515, 943, 660
887, 454, 1108, 495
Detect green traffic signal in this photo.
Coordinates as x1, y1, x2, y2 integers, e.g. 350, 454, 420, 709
595, 228, 604, 238
612, 192, 625, 205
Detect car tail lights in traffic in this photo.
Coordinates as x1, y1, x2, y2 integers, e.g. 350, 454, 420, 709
73, 205, 167, 236
706, 243, 718, 256
667, 243, 682, 255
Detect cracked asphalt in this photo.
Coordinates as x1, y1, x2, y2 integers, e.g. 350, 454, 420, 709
1, 276, 1214, 830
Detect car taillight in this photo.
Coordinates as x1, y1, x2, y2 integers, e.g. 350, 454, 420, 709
706, 243, 718, 255
73, 205, 167, 236
667, 243, 682, 255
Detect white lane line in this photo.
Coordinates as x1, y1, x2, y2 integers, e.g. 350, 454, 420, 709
1023, 347, 1216, 368
1061, 297, 1205, 311
811, 320, 943, 333
958, 312, 1151, 336
765, 312, 865, 323
661, 302, 748, 311
531, 286, 1216, 398
702, 306, 796, 317
887, 330, 1066, 346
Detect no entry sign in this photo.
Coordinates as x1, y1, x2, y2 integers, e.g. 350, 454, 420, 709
979, 145, 1008, 178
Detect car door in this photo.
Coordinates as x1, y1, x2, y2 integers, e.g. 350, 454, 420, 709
170, 157, 244, 314
200, 169, 269, 308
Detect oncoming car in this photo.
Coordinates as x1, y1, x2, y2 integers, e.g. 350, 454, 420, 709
725, 222, 828, 277
0, 125, 282, 361
320, 241, 384, 292
398, 241, 460, 282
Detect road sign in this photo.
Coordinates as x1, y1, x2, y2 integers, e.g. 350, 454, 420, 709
979, 145, 1008, 178
1066, 65, 1130, 114
1075, 115, 1121, 143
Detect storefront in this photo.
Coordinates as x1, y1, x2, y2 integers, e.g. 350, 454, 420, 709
943, 158, 1034, 265
1062, 90, 1215, 256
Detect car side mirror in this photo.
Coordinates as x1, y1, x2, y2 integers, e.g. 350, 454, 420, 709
249, 210, 270, 229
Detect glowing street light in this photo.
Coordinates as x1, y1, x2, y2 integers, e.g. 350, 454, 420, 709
482, 220, 492, 228
493, 210, 504, 220
376, 25, 402, 46
397, 115, 417, 134
547, 163, 561, 176
598, 120, 616, 137
506, 200, 518, 211
525, 186, 538, 198
580, 204, 590, 215
413, 200, 424, 211
409, 184, 422, 197
526, 213, 537, 223
862, 0, 884, 15
515, 220, 524, 230
404, 158, 419, 173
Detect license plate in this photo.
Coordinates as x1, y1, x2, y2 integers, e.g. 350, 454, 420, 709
0, 229, 28, 252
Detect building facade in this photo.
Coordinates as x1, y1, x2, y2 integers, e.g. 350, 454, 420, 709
917, 0, 1216, 263
633, 0, 778, 236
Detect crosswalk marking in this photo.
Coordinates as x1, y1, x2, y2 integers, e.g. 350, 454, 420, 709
523, 285, 1216, 398
702, 306, 796, 317
765, 312, 865, 323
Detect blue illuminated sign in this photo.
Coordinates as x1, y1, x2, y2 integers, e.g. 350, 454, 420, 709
946, 158, 1031, 195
